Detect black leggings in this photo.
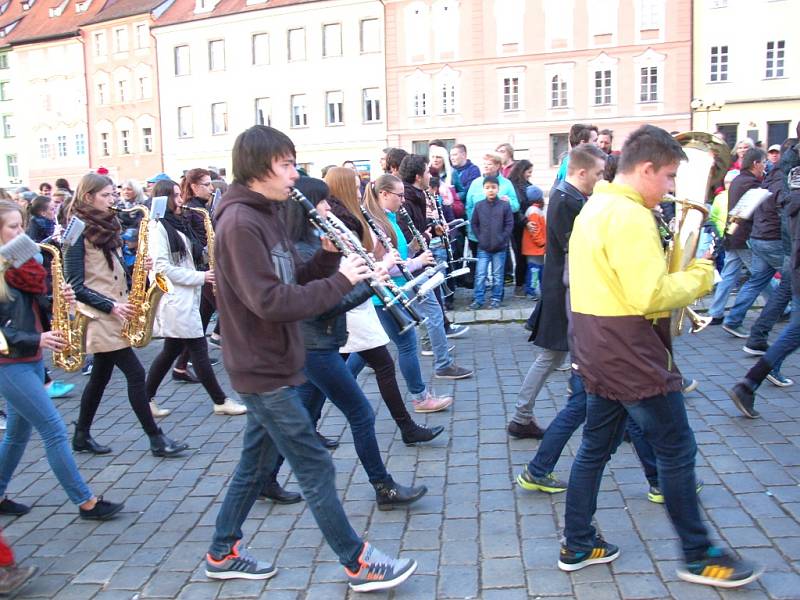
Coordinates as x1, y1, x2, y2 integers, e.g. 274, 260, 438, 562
175, 283, 218, 370
147, 337, 225, 405
349, 346, 413, 428
77, 347, 158, 437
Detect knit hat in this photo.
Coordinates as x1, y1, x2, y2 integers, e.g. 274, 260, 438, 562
526, 185, 544, 202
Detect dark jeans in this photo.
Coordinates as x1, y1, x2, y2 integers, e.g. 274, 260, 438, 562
77, 347, 158, 437
565, 390, 709, 562
512, 220, 527, 287
748, 263, 792, 347
175, 282, 218, 370
757, 294, 800, 375
724, 239, 784, 328
147, 337, 226, 405
209, 386, 363, 569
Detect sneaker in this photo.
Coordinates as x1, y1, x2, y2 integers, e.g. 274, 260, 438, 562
46, 382, 75, 399
513, 287, 527, 298
420, 340, 454, 357
488, 300, 502, 309
207, 336, 222, 350
557, 536, 620, 572
676, 546, 762, 588
728, 382, 759, 419
413, 392, 453, 413
0, 564, 38, 597
526, 293, 541, 301
517, 467, 567, 493
434, 364, 473, 379
81, 362, 93, 376
213, 398, 247, 416
345, 542, 417, 592
467, 301, 483, 310
149, 401, 171, 419
766, 370, 793, 387
507, 420, 545, 440
648, 479, 704, 504
172, 368, 200, 384
445, 324, 470, 338
709, 317, 724, 325
682, 378, 699, 394
205, 540, 277, 580
722, 324, 748, 339
0, 497, 31, 516
743, 341, 768, 356
189, 358, 220, 367
79, 496, 124, 521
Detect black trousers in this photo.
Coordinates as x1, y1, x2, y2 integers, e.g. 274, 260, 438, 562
147, 337, 225, 405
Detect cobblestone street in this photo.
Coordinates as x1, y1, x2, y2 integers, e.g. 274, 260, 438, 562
3, 315, 800, 599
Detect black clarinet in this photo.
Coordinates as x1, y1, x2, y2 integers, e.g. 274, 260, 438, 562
398, 206, 429, 253
359, 204, 418, 285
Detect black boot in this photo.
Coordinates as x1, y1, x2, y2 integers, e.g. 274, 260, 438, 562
259, 481, 302, 504
149, 429, 189, 458
72, 425, 112, 455
400, 421, 445, 446
316, 430, 339, 449
373, 478, 427, 511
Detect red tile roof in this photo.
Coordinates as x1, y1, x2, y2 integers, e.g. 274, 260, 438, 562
153, 0, 317, 29
1, 0, 105, 46
83, 0, 169, 26
0, 1, 28, 48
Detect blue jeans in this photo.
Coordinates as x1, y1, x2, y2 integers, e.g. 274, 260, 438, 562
748, 260, 793, 346
709, 248, 751, 318
761, 294, 800, 373
474, 249, 507, 304
210, 386, 363, 567
298, 350, 388, 483
0, 360, 93, 505
724, 239, 784, 328
564, 391, 709, 562
349, 304, 427, 400
525, 256, 544, 297
417, 291, 453, 372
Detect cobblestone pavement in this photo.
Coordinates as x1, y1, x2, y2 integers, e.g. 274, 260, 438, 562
2, 315, 800, 599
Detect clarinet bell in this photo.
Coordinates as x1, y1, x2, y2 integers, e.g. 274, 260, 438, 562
383, 302, 417, 335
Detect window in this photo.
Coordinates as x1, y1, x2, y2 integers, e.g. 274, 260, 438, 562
2, 114, 12, 137
208, 39, 225, 71
142, 127, 153, 152
326, 91, 344, 125
640, 66, 658, 101
75, 133, 86, 155
5, 155, 17, 179
120, 129, 130, 154
550, 133, 568, 167
291, 94, 308, 127
288, 28, 305, 61
639, 0, 661, 29
323, 23, 341, 57
363, 88, 381, 122
0, 81, 10, 101
211, 102, 228, 134
551, 75, 567, 108
594, 69, 611, 105
114, 27, 128, 52
0, 54, 7, 69
136, 24, 148, 49
710, 45, 728, 82
57, 135, 67, 157
255, 97, 271, 125
97, 82, 106, 104
360, 18, 380, 53
766, 40, 785, 78
93, 31, 106, 57
503, 76, 519, 111
39, 137, 48, 159
252, 33, 269, 65
178, 106, 193, 138
174, 45, 190, 76
117, 79, 128, 103
137, 76, 150, 100
413, 89, 428, 117
100, 132, 110, 156
440, 80, 456, 114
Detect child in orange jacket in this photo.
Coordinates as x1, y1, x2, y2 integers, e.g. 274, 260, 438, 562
521, 185, 546, 299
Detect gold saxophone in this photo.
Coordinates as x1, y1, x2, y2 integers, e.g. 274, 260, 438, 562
38, 243, 93, 372
185, 206, 215, 294
113, 205, 172, 348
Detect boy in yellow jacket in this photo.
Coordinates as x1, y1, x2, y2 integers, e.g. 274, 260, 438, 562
561, 125, 761, 589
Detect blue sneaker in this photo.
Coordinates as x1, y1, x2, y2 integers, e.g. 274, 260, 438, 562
345, 542, 416, 592
47, 382, 75, 399
205, 541, 277, 580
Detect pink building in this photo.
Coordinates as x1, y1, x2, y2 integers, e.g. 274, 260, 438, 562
383, 0, 692, 184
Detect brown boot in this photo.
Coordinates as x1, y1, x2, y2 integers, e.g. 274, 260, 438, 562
507, 420, 545, 440
0, 564, 38, 596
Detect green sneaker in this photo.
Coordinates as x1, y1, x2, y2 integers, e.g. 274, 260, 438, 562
558, 536, 620, 572
648, 479, 704, 504
516, 467, 568, 493
676, 546, 762, 588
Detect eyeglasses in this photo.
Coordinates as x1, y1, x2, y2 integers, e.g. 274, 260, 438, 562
388, 191, 404, 199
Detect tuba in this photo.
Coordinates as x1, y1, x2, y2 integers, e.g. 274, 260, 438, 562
665, 131, 732, 336
112, 205, 173, 347
39, 243, 93, 372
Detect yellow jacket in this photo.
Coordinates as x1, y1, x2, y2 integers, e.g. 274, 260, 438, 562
568, 181, 714, 401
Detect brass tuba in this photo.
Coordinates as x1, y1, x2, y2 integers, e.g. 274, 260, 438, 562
113, 205, 172, 347
39, 243, 93, 372
666, 131, 732, 336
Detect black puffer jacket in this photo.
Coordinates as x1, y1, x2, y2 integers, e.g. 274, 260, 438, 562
0, 287, 51, 359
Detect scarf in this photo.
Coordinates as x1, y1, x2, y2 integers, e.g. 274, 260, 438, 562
5, 259, 47, 295
161, 209, 204, 268
73, 204, 122, 269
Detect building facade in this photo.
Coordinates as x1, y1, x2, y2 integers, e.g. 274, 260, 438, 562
691, 0, 798, 148
153, 0, 388, 180
0, 1, 28, 188
384, 0, 692, 184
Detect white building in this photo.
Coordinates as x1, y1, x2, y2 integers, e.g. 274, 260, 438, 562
0, 44, 21, 188
152, 0, 388, 180
691, 0, 798, 147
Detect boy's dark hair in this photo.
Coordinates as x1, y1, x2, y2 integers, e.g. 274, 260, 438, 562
575, 126, 597, 145
385, 148, 408, 173
568, 145, 607, 174
232, 125, 296, 185
398, 154, 428, 184
617, 125, 688, 174
483, 175, 499, 187
599, 128, 613, 140
569, 123, 595, 147
452, 143, 467, 154
742, 147, 767, 171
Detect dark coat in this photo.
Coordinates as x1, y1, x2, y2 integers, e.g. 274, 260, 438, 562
0, 287, 51, 359
470, 198, 513, 253
751, 166, 786, 241
725, 170, 762, 249
452, 160, 481, 203
785, 188, 800, 295
400, 184, 428, 244
529, 180, 587, 351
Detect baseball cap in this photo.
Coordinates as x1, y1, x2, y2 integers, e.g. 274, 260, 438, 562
768, 144, 781, 153
147, 173, 171, 184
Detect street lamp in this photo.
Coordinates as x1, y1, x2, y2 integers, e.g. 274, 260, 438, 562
690, 98, 726, 133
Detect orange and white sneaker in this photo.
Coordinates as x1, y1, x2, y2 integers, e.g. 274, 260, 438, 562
412, 392, 453, 413
345, 542, 416, 592
205, 541, 276, 580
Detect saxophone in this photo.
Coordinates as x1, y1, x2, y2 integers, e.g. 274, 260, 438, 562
113, 205, 172, 348
185, 206, 215, 294
39, 243, 92, 372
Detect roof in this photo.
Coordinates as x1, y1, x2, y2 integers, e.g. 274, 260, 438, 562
83, 0, 170, 26
153, 0, 316, 29
0, 1, 28, 48
1, 0, 105, 46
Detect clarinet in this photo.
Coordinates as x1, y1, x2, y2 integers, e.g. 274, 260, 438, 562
428, 191, 456, 265
398, 206, 429, 253
359, 204, 417, 285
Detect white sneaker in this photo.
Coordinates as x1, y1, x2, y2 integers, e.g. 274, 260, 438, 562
213, 398, 247, 416
149, 401, 171, 418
